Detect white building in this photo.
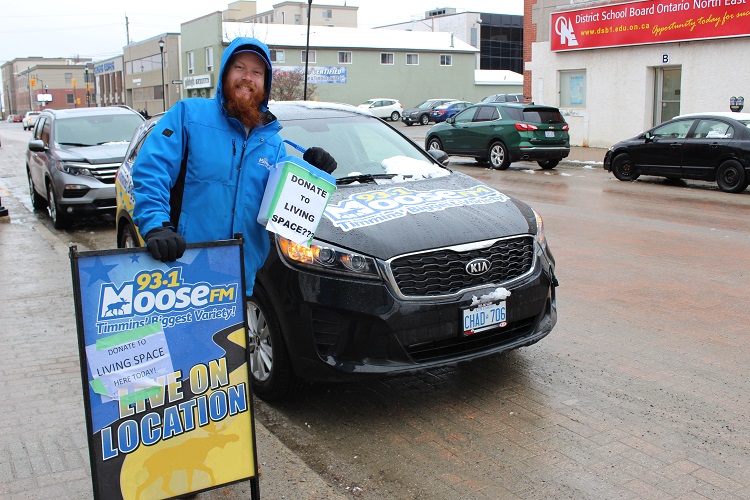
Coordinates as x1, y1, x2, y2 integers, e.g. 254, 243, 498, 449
525, 0, 750, 148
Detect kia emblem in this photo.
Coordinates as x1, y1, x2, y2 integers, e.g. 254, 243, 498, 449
466, 258, 491, 275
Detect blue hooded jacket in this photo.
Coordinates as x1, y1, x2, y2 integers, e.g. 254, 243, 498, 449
132, 37, 286, 294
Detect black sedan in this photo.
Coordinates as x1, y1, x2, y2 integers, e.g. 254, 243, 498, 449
603, 112, 750, 193
116, 102, 558, 401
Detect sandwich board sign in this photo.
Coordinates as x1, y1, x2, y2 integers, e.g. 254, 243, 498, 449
70, 239, 259, 499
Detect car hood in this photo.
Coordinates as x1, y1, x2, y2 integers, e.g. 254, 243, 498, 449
55, 143, 131, 164
314, 171, 535, 260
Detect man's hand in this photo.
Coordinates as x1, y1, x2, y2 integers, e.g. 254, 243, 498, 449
144, 226, 186, 262
303, 147, 337, 174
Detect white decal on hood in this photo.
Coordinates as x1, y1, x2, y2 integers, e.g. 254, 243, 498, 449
323, 184, 509, 232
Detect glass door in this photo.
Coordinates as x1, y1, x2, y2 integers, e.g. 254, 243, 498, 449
654, 67, 682, 124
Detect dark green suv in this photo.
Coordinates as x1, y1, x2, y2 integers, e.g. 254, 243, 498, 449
426, 103, 570, 170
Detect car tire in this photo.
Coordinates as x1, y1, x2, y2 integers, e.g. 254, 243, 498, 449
246, 289, 301, 401
118, 222, 141, 248
427, 137, 443, 151
390, 111, 400, 121
27, 169, 46, 211
612, 153, 640, 181
716, 159, 748, 193
488, 141, 510, 170
538, 159, 560, 170
420, 114, 430, 126
46, 183, 72, 229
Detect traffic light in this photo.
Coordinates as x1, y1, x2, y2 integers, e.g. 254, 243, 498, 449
77, 97, 81, 104
72, 78, 77, 87
86, 82, 90, 91
30, 78, 36, 87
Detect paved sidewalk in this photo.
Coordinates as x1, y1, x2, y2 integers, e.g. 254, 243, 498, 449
0, 190, 344, 499
563, 145, 606, 165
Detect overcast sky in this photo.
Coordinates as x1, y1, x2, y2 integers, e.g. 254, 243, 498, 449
0, 0, 523, 64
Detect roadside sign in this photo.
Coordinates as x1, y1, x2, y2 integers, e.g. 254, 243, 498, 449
70, 239, 260, 500
171, 80, 183, 85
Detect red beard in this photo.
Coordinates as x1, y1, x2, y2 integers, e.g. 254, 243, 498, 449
224, 83, 265, 129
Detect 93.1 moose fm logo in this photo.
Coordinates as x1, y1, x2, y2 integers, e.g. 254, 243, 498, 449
97, 268, 240, 333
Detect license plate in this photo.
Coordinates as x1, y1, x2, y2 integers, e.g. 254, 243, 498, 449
545, 131, 555, 138
462, 301, 507, 335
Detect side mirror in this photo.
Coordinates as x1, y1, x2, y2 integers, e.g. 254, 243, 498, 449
446, 116, 455, 124
427, 149, 450, 166
644, 132, 654, 142
28, 139, 46, 152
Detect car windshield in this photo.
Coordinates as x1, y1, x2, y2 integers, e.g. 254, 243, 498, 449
279, 113, 447, 183
55, 114, 145, 146
359, 100, 376, 105
414, 101, 435, 109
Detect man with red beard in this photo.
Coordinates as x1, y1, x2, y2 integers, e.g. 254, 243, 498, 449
131, 37, 336, 297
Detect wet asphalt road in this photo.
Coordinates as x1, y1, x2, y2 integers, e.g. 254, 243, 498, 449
2, 120, 750, 498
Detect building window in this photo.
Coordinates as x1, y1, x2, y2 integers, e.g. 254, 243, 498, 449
560, 70, 586, 107
338, 51, 352, 64
381, 53, 394, 65
302, 50, 316, 63
154, 84, 164, 100
406, 53, 419, 66
206, 47, 214, 72
440, 54, 452, 66
66, 93, 74, 104
295, 14, 301, 24
271, 49, 285, 63
322, 9, 332, 18
187, 51, 195, 75
65, 73, 73, 83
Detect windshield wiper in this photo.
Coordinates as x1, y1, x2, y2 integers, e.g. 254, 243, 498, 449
58, 142, 90, 147
336, 173, 401, 185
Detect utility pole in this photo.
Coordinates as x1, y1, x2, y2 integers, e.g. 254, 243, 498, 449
304, 0, 312, 100
125, 15, 130, 44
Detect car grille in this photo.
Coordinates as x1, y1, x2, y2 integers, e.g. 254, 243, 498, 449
388, 236, 534, 298
90, 163, 120, 184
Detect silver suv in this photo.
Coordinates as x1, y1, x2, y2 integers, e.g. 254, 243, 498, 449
26, 107, 144, 228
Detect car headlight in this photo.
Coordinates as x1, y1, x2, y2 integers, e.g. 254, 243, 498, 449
277, 236, 381, 279
532, 208, 547, 250
56, 161, 93, 177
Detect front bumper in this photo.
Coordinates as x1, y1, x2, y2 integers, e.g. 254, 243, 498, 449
52, 172, 117, 214
603, 150, 613, 171
256, 246, 558, 383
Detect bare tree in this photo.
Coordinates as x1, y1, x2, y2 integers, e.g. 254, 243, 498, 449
270, 68, 317, 101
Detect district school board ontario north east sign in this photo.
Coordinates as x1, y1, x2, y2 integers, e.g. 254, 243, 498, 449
551, 0, 750, 51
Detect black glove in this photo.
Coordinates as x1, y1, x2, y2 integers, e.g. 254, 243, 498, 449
144, 226, 186, 262
303, 147, 337, 174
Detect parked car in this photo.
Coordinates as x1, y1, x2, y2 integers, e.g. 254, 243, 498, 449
115, 101, 558, 401
481, 93, 525, 103
7, 114, 22, 123
402, 98, 457, 126
357, 98, 403, 121
603, 112, 750, 193
425, 102, 571, 170
26, 106, 145, 229
429, 100, 473, 123
23, 111, 41, 130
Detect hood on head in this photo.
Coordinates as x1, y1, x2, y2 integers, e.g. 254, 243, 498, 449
217, 37, 274, 111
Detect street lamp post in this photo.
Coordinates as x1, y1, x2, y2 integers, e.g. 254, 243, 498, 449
25, 67, 32, 112
158, 38, 166, 112
303, 0, 312, 100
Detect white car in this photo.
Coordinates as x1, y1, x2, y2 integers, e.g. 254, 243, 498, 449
23, 111, 41, 131
357, 98, 403, 121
